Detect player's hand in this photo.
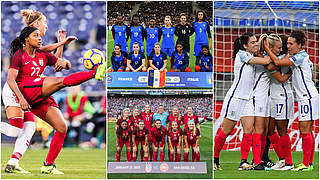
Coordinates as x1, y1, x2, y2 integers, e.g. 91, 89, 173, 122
19, 97, 31, 111
264, 39, 270, 51
57, 29, 67, 42
170, 147, 174, 154
205, 65, 209, 70
62, 36, 78, 45
133, 146, 137, 152
55, 59, 71, 72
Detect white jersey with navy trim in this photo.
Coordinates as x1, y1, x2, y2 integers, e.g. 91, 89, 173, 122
289, 50, 318, 100
253, 64, 269, 98
270, 54, 294, 99
225, 50, 255, 100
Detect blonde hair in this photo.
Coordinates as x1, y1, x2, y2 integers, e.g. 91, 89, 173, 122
259, 33, 282, 53
20, 9, 43, 26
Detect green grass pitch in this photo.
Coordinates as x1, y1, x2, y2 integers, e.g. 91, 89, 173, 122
107, 30, 213, 72
215, 151, 319, 179
107, 121, 213, 179
1, 145, 106, 179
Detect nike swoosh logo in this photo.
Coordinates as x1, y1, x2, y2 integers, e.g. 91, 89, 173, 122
24, 61, 31, 65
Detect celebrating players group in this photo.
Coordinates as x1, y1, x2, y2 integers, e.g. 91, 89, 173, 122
108, 11, 212, 73
115, 105, 202, 162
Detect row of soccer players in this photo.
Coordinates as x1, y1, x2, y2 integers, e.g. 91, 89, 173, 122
115, 105, 201, 162
214, 30, 318, 171
108, 42, 212, 72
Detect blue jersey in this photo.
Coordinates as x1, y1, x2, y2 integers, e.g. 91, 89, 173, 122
196, 52, 213, 72
161, 26, 175, 49
193, 21, 211, 44
171, 50, 189, 70
129, 25, 145, 45
149, 51, 167, 69
111, 24, 128, 44
128, 51, 145, 69
111, 51, 128, 71
146, 27, 161, 49
153, 112, 169, 127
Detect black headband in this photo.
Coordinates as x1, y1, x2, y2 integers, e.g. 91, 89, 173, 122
19, 26, 38, 43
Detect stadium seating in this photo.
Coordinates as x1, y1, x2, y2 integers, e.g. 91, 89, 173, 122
1, 1, 106, 94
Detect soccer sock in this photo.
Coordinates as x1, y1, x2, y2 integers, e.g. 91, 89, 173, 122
280, 135, 292, 164
252, 134, 262, 165
144, 156, 148, 162
8, 121, 35, 165
116, 152, 120, 162
169, 153, 173, 162
195, 152, 200, 162
241, 133, 252, 160
301, 133, 312, 167
310, 132, 315, 164
176, 153, 181, 162
1, 119, 23, 137
62, 69, 96, 86
126, 151, 131, 162
140, 148, 144, 161
153, 152, 158, 162
132, 155, 137, 162
260, 135, 266, 159
160, 151, 164, 162
45, 131, 66, 165
268, 132, 282, 159
184, 152, 189, 162
214, 131, 228, 158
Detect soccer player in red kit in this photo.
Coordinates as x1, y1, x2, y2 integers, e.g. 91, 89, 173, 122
132, 120, 149, 162
151, 119, 167, 162
184, 120, 200, 162
116, 120, 132, 162
167, 106, 182, 129
7, 26, 106, 174
116, 108, 130, 130
183, 106, 200, 129
140, 104, 154, 161
129, 108, 143, 131
167, 121, 182, 162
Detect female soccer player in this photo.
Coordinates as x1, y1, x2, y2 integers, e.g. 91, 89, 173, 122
126, 42, 146, 72
184, 120, 200, 162
108, 44, 128, 72
214, 32, 271, 171
7, 26, 106, 174
111, 15, 129, 53
161, 16, 175, 58
140, 104, 154, 161
116, 120, 132, 162
146, 18, 162, 58
195, 45, 213, 72
167, 106, 182, 129
128, 14, 145, 53
151, 119, 167, 162
2, 9, 77, 174
192, 11, 212, 57
264, 30, 318, 171
170, 42, 191, 72
175, 13, 194, 54
129, 107, 143, 131
132, 120, 149, 162
148, 43, 167, 72
167, 121, 182, 162
259, 34, 294, 170
116, 108, 130, 130
183, 106, 199, 129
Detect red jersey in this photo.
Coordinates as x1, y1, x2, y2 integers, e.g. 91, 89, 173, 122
129, 115, 142, 130
116, 117, 131, 127
184, 127, 200, 144
9, 49, 57, 84
141, 112, 154, 130
167, 127, 183, 145
116, 127, 131, 142
183, 114, 199, 128
167, 114, 182, 129
133, 128, 149, 141
151, 126, 167, 142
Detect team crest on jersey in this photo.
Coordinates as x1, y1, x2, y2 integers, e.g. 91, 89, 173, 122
39, 58, 44, 66
34, 78, 41, 82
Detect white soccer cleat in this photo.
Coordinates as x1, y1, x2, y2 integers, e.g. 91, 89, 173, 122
277, 165, 294, 171
271, 159, 285, 170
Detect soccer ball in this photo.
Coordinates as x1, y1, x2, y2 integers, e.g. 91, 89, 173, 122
82, 49, 105, 70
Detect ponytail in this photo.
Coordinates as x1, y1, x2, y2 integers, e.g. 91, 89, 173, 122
233, 32, 254, 60
9, 26, 38, 58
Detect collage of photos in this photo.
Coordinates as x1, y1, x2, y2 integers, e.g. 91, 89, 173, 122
0, 1, 319, 180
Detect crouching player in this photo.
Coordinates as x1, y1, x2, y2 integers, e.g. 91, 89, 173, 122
184, 120, 200, 162
195, 45, 212, 72
116, 120, 132, 162
108, 44, 127, 72
170, 42, 191, 72
167, 121, 182, 162
132, 120, 149, 162
151, 119, 167, 162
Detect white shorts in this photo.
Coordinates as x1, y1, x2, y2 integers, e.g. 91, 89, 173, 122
220, 96, 249, 122
242, 98, 255, 117
270, 96, 294, 120
253, 95, 269, 117
2, 82, 20, 108
298, 95, 319, 121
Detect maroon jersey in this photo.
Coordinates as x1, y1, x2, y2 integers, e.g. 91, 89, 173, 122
167, 114, 182, 129
184, 127, 200, 144
116, 127, 131, 142
141, 112, 154, 130
9, 49, 57, 84
183, 114, 199, 128
151, 126, 167, 142
129, 115, 142, 129
116, 117, 131, 127
133, 128, 149, 141
167, 128, 183, 145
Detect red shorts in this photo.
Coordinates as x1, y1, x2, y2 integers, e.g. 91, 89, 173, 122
171, 141, 180, 148
134, 140, 146, 147
153, 139, 165, 147
117, 140, 130, 149
18, 78, 59, 120
184, 143, 198, 149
